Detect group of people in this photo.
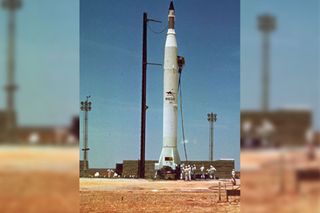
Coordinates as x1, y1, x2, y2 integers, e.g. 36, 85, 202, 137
204, 165, 217, 179
93, 169, 120, 178
93, 166, 236, 183
107, 169, 120, 178
179, 164, 217, 181
179, 164, 196, 181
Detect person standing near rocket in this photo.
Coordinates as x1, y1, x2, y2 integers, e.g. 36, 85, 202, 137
155, 1, 182, 176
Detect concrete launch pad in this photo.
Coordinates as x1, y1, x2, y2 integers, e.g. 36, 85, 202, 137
80, 178, 240, 213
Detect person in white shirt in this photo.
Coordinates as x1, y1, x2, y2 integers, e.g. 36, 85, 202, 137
231, 169, 236, 185
180, 163, 185, 180
200, 165, 205, 179
184, 165, 191, 181
188, 165, 192, 181
113, 172, 118, 178
207, 165, 216, 179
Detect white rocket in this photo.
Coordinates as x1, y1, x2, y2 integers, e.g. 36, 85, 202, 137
155, 1, 181, 171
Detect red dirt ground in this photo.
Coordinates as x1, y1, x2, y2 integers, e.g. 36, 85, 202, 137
0, 146, 79, 213
80, 179, 240, 213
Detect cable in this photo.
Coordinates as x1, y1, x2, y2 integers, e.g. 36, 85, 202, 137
178, 73, 188, 162
147, 23, 168, 34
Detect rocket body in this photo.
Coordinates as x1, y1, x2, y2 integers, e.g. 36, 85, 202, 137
156, 2, 181, 171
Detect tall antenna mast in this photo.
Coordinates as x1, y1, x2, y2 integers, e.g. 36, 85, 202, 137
258, 14, 276, 111
2, 0, 22, 142
80, 96, 92, 174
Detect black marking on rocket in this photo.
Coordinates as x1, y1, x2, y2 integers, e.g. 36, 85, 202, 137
165, 91, 176, 102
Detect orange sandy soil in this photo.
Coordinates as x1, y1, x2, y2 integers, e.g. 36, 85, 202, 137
0, 146, 79, 213
241, 148, 320, 213
80, 179, 240, 213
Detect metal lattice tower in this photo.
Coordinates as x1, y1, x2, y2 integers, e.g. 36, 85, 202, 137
80, 96, 92, 171
2, 0, 22, 141
207, 112, 217, 161
258, 14, 276, 111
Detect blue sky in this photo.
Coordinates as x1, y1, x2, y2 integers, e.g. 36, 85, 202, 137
0, 0, 79, 126
80, 0, 240, 169
241, 0, 319, 129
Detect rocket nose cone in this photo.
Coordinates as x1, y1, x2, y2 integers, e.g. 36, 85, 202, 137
169, 1, 175, 11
